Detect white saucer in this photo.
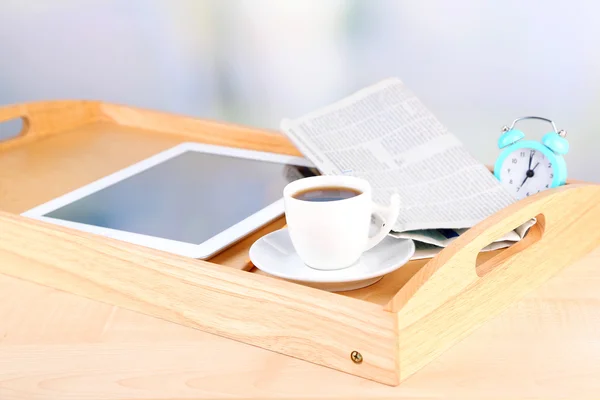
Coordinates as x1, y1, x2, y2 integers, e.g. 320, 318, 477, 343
249, 228, 415, 292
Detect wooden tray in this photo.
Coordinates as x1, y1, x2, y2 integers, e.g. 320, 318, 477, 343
1, 100, 599, 387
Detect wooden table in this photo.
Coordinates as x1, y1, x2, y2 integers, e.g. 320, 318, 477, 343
1, 102, 600, 399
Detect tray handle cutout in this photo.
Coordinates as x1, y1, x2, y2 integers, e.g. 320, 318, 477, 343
475, 214, 544, 278
0, 101, 102, 146
386, 184, 600, 328
0, 109, 29, 142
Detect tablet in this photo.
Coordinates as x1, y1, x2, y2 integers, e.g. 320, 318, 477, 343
22, 142, 318, 259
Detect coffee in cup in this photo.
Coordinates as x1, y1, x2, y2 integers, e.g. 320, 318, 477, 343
292, 186, 362, 202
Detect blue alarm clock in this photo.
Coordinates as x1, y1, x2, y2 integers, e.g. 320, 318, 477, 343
493, 116, 569, 200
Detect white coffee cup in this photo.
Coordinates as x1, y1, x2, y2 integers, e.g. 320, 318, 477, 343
283, 175, 400, 270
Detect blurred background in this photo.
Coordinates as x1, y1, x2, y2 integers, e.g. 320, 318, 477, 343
1, 0, 598, 181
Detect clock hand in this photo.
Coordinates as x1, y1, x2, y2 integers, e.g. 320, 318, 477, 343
519, 175, 529, 188
528, 152, 533, 170
519, 162, 539, 190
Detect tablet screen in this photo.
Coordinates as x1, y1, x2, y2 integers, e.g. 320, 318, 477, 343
43, 150, 318, 244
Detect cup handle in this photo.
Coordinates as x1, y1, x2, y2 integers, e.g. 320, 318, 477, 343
364, 193, 401, 251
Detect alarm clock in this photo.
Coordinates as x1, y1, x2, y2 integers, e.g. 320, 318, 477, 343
493, 116, 569, 200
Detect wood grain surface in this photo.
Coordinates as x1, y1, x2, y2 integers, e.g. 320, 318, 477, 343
0, 211, 399, 385
0, 100, 103, 151
100, 102, 301, 156
388, 184, 600, 380
1, 249, 599, 399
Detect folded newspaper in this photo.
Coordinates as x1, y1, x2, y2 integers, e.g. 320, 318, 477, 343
280, 77, 534, 259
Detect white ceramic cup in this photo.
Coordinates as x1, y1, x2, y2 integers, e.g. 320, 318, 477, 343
283, 175, 400, 270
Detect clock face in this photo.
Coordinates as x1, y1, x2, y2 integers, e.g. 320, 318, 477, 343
498, 148, 554, 199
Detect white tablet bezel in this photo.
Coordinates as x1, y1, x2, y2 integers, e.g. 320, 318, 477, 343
21, 142, 315, 259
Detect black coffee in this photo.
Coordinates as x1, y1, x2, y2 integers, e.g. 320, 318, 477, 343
292, 186, 362, 202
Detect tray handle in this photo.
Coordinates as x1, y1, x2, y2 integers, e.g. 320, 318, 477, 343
0, 100, 101, 146
0, 104, 31, 140
385, 184, 600, 327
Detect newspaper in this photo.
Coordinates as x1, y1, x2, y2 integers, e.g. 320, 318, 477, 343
280, 77, 534, 259
396, 222, 534, 259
